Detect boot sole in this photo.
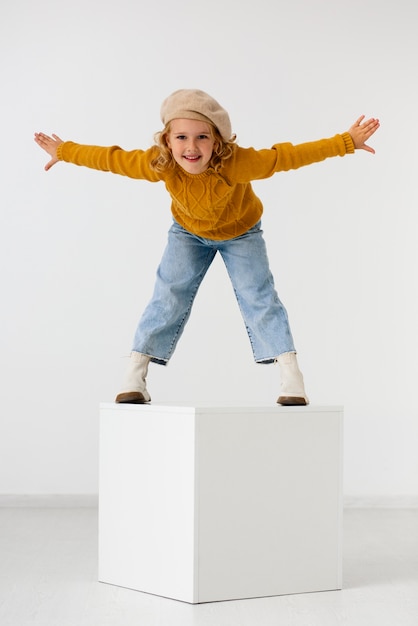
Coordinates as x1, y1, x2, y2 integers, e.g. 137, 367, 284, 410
277, 396, 307, 406
115, 392, 150, 404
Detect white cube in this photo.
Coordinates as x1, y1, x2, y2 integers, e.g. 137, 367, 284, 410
99, 403, 343, 603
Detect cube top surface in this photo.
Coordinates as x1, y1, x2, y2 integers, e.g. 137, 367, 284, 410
100, 402, 343, 414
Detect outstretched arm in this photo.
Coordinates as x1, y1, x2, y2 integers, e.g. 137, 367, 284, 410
34, 132, 64, 171
348, 116, 380, 154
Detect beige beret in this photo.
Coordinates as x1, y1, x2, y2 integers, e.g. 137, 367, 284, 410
160, 89, 232, 141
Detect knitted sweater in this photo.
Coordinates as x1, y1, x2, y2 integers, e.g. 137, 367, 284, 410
57, 132, 354, 240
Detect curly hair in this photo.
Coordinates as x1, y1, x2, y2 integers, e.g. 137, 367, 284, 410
150, 122, 236, 174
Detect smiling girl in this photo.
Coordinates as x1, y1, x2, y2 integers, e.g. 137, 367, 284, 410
34, 89, 379, 405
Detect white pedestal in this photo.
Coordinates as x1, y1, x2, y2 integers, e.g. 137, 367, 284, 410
99, 403, 343, 604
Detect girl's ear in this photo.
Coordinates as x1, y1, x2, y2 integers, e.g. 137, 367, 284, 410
163, 125, 172, 149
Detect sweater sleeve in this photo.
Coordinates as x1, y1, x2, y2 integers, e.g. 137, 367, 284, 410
56, 142, 162, 182
227, 133, 355, 182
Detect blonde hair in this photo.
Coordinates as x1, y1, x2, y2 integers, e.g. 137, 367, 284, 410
150, 122, 236, 174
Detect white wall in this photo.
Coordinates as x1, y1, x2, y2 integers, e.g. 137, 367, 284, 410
1, 0, 417, 502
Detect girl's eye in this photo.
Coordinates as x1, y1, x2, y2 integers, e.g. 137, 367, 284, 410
174, 134, 210, 140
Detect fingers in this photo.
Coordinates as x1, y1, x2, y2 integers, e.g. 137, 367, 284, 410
364, 117, 380, 128
44, 155, 60, 171
34, 131, 62, 170
34, 131, 48, 141
352, 116, 380, 129
34, 132, 63, 149
362, 118, 380, 130
362, 144, 376, 155
34, 132, 51, 150
363, 118, 380, 139
354, 114, 366, 126
348, 115, 380, 151
35, 132, 53, 146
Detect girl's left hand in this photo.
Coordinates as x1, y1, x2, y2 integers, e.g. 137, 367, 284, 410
348, 116, 380, 154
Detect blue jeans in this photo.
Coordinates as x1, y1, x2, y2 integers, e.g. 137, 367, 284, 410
132, 220, 296, 364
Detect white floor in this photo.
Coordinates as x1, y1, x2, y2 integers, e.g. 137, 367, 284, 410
0, 507, 417, 626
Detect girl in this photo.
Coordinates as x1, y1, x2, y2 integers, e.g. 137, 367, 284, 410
34, 89, 379, 405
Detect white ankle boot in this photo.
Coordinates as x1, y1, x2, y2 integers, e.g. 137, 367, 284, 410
115, 352, 151, 404
276, 351, 309, 405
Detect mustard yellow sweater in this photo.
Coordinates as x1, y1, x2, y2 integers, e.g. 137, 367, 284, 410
57, 132, 354, 240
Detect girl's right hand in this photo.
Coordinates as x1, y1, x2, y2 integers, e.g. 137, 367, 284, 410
34, 132, 64, 171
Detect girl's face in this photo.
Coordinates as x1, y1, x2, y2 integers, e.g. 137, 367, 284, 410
166, 118, 216, 174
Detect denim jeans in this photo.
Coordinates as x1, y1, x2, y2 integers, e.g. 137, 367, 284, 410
132, 220, 296, 364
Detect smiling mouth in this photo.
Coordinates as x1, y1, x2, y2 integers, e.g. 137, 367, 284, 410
183, 155, 201, 162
